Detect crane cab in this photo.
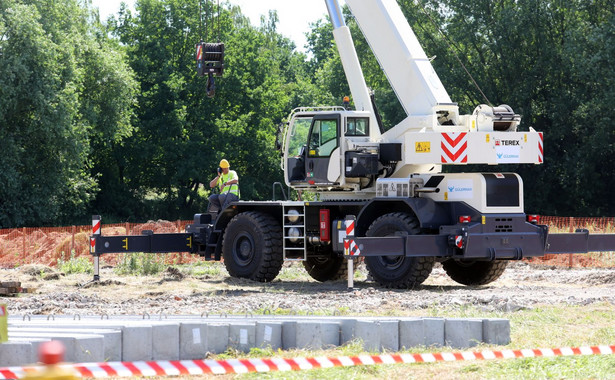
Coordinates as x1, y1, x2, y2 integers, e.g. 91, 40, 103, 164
282, 107, 384, 192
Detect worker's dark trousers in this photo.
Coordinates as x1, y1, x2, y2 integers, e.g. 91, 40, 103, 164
208, 193, 239, 213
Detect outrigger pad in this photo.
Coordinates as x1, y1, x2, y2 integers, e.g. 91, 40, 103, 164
196, 42, 225, 77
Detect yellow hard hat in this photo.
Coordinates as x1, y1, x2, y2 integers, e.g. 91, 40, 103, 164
219, 159, 230, 168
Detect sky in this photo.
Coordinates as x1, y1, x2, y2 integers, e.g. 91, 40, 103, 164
91, 0, 332, 52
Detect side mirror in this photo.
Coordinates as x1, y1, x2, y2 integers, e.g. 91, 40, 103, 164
275, 122, 286, 153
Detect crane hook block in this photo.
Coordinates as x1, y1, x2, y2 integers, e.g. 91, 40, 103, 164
196, 42, 225, 77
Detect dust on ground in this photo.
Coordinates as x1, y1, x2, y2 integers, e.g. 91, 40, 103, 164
2, 261, 615, 317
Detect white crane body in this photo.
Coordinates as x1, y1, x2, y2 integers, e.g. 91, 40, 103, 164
91, 0, 615, 290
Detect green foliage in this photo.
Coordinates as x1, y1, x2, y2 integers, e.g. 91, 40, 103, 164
57, 251, 93, 274
114, 252, 166, 275
177, 261, 222, 277
3, 0, 615, 226
0, 0, 136, 228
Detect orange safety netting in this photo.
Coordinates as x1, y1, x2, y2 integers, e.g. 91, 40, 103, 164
1, 217, 614, 269
0, 220, 198, 269
525, 216, 615, 268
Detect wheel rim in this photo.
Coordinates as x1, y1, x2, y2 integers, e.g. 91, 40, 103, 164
377, 255, 404, 269
233, 232, 255, 266
376, 230, 405, 269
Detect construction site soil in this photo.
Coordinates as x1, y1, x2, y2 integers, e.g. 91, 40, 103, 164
3, 262, 615, 317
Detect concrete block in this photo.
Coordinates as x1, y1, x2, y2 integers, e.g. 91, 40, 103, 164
9, 327, 122, 362
179, 322, 229, 359
205, 323, 230, 354
445, 319, 483, 349
340, 319, 358, 345
281, 321, 297, 350
295, 322, 340, 350
482, 318, 511, 346
423, 318, 445, 348
121, 325, 153, 361
256, 322, 282, 350
399, 318, 424, 349
229, 324, 256, 352
355, 321, 380, 352
0, 341, 34, 367
152, 323, 180, 360
379, 320, 399, 352
7, 333, 104, 363
10, 338, 51, 365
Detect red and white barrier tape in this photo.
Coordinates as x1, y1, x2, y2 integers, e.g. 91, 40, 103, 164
1, 345, 613, 378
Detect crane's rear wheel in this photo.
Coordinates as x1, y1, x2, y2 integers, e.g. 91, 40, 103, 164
364, 212, 434, 289
442, 259, 508, 285
222, 211, 283, 282
303, 254, 358, 282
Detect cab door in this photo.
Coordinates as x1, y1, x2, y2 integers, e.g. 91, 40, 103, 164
305, 114, 341, 185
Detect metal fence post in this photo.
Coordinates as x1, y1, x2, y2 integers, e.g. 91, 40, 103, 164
22, 227, 26, 263
569, 216, 574, 268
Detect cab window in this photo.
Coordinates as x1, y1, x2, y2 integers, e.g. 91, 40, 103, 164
287, 117, 311, 157
308, 119, 338, 157
346, 117, 369, 136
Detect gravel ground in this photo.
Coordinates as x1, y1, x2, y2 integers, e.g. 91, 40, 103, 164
3, 261, 615, 317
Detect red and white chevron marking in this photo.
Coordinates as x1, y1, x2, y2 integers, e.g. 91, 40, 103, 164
344, 239, 361, 256
538, 132, 544, 163
1, 345, 613, 378
441, 132, 468, 163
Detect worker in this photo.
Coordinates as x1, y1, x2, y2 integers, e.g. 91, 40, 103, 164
208, 159, 239, 214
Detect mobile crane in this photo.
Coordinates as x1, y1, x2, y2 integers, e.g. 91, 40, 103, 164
90, 0, 615, 288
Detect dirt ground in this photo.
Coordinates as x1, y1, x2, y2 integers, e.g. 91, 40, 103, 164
3, 261, 615, 317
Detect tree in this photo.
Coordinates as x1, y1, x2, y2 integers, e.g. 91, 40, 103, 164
106, 0, 318, 220
0, 0, 136, 227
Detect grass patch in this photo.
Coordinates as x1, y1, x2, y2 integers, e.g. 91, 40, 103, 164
114, 252, 166, 275
57, 251, 93, 274
175, 261, 223, 277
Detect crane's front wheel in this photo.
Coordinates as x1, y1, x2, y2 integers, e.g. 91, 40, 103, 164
364, 212, 434, 289
442, 259, 508, 285
222, 211, 283, 282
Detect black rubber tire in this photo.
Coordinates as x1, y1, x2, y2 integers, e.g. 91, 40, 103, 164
222, 211, 283, 282
364, 212, 435, 289
302, 255, 358, 282
442, 260, 508, 286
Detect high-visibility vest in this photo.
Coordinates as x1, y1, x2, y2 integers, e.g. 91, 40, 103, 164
218, 170, 239, 197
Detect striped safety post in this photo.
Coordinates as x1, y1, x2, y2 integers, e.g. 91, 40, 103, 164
1, 345, 613, 378
91, 215, 101, 282
344, 215, 356, 288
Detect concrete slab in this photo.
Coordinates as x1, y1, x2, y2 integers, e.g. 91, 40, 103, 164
229, 323, 256, 352
295, 321, 340, 350
282, 321, 297, 350
9, 327, 121, 362
444, 318, 483, 348
399, 318, 424, 349
179, 322, 230, 359
0, 341, 34, 367
379, 320, 399, 352
349, 320, 380, 352
482, 318, 511, 346
3, 315, 512, 366
120, 325, 153, 361
7, 333, 104, 363
423, 318, 445, 348
151, 323, 180, 360
8, 320, 168, 361
205, 323, 230, 354
256, 322, 282, 350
